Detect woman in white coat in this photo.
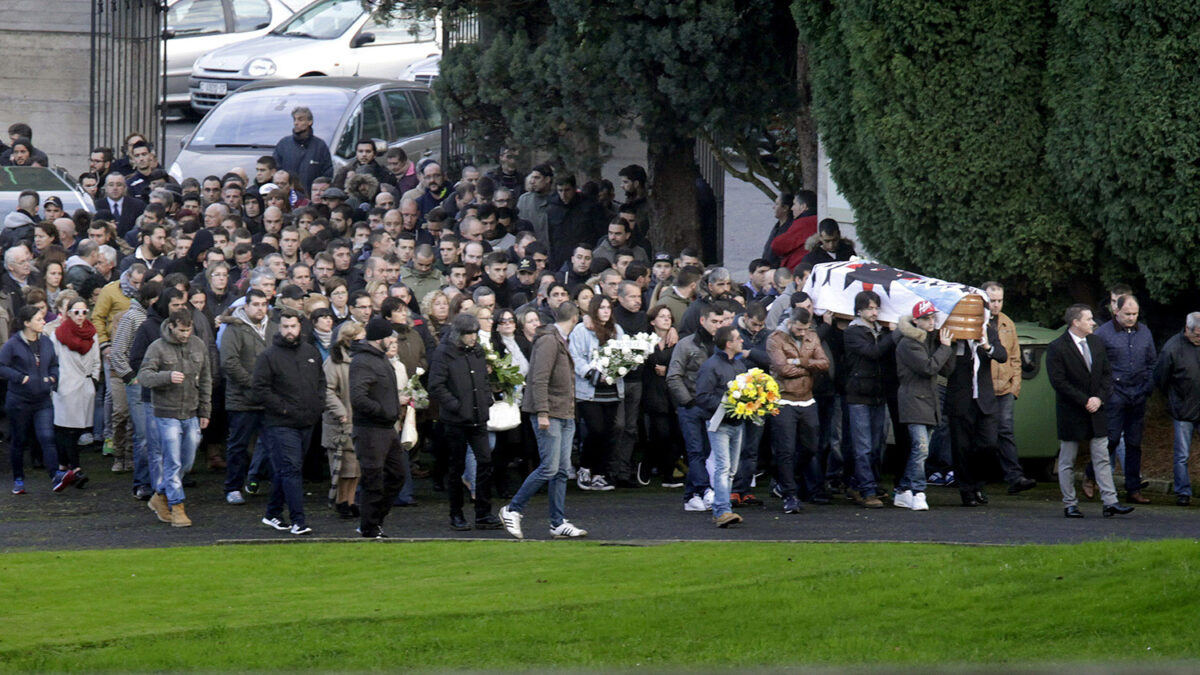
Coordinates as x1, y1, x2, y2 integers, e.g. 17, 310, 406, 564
50, 297, 100, 488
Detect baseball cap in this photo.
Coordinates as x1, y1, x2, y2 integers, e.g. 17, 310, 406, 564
653, 251, 672, 264
279, 285, 306, 301
517, 257, 536, 273
43, 196, 63, 210
912, 300, 936, 319
323, 187, 348, 200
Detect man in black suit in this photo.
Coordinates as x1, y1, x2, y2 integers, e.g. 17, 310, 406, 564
944, 313, 1006, 507
1046, 304, 1134, 518
94, 172, 145, 238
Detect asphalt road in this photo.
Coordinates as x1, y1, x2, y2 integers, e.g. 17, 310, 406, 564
3, 447, 1198, 553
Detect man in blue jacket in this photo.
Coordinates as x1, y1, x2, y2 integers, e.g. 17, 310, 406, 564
694, 325, 748, 527
1092, 294, 1156, 504
272, 106, 333, 196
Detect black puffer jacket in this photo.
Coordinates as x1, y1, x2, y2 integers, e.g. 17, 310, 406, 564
429, 340, 491, 427
349, 341, 399, 428
842, 318, 896, 405
252, 333, 326, 429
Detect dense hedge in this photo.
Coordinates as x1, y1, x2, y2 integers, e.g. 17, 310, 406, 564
1045, 0, 1200, 300
794, 0, 1131, 316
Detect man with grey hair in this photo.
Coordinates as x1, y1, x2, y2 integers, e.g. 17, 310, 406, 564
2, 244, 37, 314
65, 240, 107, 297
1154, 311, 1200, 507
272, 105, 333, 194
678, 267, 736, 337
203, 203, 229, 231
261, 252, 287, 282
248, 267, 277, 301
472, 285, 496, 312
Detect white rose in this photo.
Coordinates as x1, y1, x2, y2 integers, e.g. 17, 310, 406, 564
599, 357, 610, 368
618, 366, 628, 376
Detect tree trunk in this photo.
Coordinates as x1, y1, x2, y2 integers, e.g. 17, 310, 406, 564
795, 41, 819, 191
647, 134, 701, 258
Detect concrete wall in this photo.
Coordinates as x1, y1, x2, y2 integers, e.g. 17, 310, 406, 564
0, 1, 94, 175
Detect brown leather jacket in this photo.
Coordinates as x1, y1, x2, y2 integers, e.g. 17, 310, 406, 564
990, 312, 1022, 397
766, 328, 829, 402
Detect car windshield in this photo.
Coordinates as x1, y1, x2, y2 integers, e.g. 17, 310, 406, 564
0, 167, 72, 191
188, 88, 352, 150
272, 0, 362, 39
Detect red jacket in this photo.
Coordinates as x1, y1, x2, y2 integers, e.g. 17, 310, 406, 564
770, 215, 818, 270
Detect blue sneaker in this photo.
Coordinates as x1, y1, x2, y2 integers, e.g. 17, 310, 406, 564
12, 479, 25, 495
52, 469, 76, 493
927, 472, 944, 485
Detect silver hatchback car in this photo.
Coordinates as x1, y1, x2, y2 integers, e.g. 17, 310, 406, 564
189, 0, 439, 112
164, 0, 305, 108
169, 77, 441, 183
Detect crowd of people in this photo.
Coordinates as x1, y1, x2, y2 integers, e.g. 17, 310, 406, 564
0, 109, 1194, 541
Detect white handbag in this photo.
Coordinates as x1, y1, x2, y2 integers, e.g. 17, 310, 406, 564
486, 397, 521, 432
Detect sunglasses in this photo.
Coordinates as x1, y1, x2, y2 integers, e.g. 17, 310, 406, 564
69, 308, 89, 316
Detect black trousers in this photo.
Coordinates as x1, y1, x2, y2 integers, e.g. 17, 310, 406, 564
645, 411, 682, 483
577, 400, 619, 476
445, 422, 492, 519
354, 425, 408, 535
769, 404, 820, 499
53, 426, 84, 470
949, 403, 999, 495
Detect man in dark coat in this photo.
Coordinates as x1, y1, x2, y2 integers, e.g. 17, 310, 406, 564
1046, 304, 1134, 518
350, 318, 407, 538
1153, 313, 1200, 507
252, 309, 325, 535
944, 305, 1006, 507
428, 312, 503, 531
272, 106, 333, 194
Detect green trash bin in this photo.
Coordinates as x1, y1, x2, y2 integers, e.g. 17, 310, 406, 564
1011, 323, 1063, 464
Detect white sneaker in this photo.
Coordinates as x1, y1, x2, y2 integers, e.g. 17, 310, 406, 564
589, 475, 615, 491
911, 492, 929, 511
684, 495, 707, 512
576, 467, 592, 490
79, 433, 94, 446
567, 465, 577, 480
226, 490, 245, 505
261, 516, 288, 531
550, 520, 588, 538
289, 523, 313, 535
499, 505, 523, 539
893, 489, 914, 509
702, 488, 715, 510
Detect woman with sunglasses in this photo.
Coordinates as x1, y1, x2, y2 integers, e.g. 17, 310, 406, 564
49, 298, 101, 491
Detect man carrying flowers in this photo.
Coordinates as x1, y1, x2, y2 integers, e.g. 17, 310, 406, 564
693, 326, 750, 527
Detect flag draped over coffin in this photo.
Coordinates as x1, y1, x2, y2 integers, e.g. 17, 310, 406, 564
801, 261, 990, 327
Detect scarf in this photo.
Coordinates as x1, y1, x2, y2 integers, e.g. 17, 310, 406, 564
313, 326, 333, 350
56, 318, 96, 355
119, 268, 139, 298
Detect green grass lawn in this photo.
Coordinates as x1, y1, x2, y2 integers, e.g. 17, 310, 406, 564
1, 539, 1198, 672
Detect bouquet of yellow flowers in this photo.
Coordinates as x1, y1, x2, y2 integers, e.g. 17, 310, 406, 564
722, 368, 782, 426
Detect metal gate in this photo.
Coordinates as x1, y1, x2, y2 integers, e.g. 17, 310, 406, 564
438, 10, 478, 179
695, 137, 726, 263
90, 0, 166, 161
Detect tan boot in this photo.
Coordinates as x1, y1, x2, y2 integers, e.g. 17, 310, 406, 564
148, 493, 171, 523
171, 502, 193, 528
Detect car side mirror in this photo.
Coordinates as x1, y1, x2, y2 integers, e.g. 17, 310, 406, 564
373, 138, 387, 154
352, 32, 375, 48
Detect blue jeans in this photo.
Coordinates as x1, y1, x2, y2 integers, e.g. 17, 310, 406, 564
6, 399, 56, 481
902, 424, 932, 493
265, 426, 311, 528
707, 423, 743, 518
847, 403, 887, 497
155, 416, 200, 506
126, 383, 151, 490
927, 384, 952, 475
225, 410, 272, 493
677, 405, 711, 499
510, 417, 575, 528
145, 401, 163, 494
1173, 419, 1194, 498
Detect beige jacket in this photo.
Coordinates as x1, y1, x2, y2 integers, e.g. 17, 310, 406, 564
990, 312, 1022, 397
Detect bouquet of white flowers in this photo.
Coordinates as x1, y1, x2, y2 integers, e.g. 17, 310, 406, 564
586, 332, 661, 385
400, 367, 429, 410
